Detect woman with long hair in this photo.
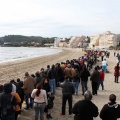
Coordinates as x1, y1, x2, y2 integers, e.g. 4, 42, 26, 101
31, 82, 47, 120
42, 77, 50, 95
41, 77, 54, 119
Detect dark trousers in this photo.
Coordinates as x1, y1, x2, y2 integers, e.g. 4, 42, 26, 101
15, 111, 21, 120
56, 77, 61, 87
25, 93, 33, 109
92, 81, 98, 95
1, 113, 15, 120
62, 94, 72, 115
115, 76, 119, 83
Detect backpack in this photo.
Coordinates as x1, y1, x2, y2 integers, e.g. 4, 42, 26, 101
47, 97, 54, 109
0, 93, 16, 117
47, 93, 55, 109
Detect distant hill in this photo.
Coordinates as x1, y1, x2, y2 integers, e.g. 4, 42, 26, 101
0, 35, 54, 47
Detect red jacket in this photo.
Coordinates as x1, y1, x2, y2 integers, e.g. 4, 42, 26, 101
114, 66, 119, 76
100, 71, 104, 80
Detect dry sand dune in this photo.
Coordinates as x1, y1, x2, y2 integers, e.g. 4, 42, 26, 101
0, 48, 120, 120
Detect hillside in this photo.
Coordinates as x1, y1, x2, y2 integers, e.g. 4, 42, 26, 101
0, 35, 54, 47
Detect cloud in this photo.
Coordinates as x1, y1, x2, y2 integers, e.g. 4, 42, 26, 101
0, 0, 120, 37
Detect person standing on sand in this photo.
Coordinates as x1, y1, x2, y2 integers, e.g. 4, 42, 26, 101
71, 65, 80, 96
98, 69, 105, 90
72, 90, 98, 120
114, 63, 119, 83
31, 83, 47, 120
100, 94, 120, 120
44, 65, 51, 76
11, 85, 21, 120
0, 83, 17, 120
64, 64, 72, 81
22, 72, 35, 110
60, 76, 75, 115
80, 66, 90, 95
17, 78, 24, 110
114, 51, 116, 57
55, 63, 63, 87
48, 64, 56, 94
90, 67, 100, 95
34, 71, 42, 88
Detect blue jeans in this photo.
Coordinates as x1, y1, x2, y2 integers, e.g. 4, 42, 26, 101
49, 79, 56, 94
73, 82, 79, 95
81, 81, 88, 95
98, 80, 104, 90
102, 65, 106, 73
25, 93, 33, 109
34, 103, 46, 120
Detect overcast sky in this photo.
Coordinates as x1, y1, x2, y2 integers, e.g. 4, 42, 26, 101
0, 0, 120, 37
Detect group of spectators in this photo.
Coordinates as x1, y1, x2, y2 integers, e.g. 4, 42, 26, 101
0, 49, 120, 120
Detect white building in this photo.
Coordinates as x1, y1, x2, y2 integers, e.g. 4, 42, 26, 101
89, 31, 120, 48
54, 38, 67, 47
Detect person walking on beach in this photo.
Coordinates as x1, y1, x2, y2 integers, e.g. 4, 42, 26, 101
98, 69, 105, 90
60, 76, 75, 115
90, 67, 100, 95
102, 59, 108, 73
114, 63, 119, 83
114, 51, 116, 57
100, 94, 120, 120
22, 72, 35, 110
72, 90, 98, 120
31, 83, 47, 120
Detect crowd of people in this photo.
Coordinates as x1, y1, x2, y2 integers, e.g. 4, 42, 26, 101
0, 49, 120, 120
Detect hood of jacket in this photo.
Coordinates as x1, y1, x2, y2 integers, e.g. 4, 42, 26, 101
108, 102, 119, 108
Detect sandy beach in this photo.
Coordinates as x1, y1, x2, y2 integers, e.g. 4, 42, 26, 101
0, 48, 82, 83
0, 48, 120, 120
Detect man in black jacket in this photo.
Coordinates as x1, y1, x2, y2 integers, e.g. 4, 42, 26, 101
60, 76, 75, 115
80, 66, 90, 95
0, 83, 17, 120
100, 94, 120, 120
72, 90, 98, 120
90, 67, 100, 95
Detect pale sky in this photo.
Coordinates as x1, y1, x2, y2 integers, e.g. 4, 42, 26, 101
0, 0, 120, 37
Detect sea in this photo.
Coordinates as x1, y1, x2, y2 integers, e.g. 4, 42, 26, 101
0, 47, 62, 63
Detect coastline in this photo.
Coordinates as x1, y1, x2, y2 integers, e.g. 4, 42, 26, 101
1, 48, 120, 120
0, 48, 83, 83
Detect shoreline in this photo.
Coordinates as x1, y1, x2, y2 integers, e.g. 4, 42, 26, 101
0, 47, 62, 64
0, 48, 82, 83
